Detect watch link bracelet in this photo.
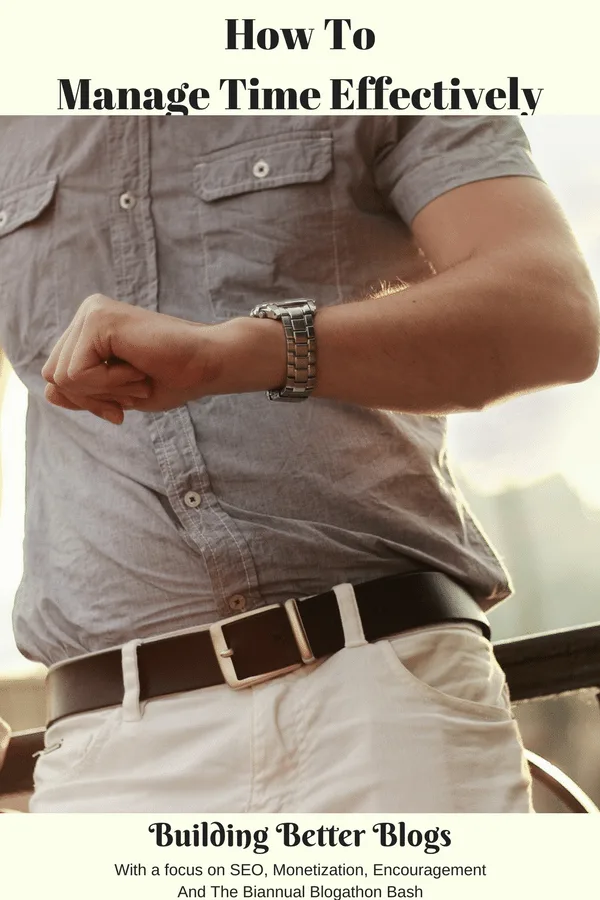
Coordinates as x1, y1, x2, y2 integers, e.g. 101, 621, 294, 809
249, 299, 317, 402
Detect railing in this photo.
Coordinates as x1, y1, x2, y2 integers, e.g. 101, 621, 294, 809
2, 621, 600, 809
493, 622, 600, 702
494, 622, 600, 813
0, 727, 43, 798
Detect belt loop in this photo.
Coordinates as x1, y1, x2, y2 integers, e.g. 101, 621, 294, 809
121, 640, 143, 721
333, 583, 367, 648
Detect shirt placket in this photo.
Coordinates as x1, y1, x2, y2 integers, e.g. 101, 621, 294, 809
106, 118, 262, 618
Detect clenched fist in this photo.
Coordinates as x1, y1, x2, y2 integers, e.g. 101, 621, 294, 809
42, 295, 285, 423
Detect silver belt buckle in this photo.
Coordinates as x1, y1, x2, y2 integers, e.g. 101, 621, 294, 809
209, 600, 315, 689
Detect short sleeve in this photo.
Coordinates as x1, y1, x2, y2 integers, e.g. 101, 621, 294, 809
374, 116, 543, 225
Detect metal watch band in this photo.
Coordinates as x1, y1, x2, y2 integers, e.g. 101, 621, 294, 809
249, 299, 317, 401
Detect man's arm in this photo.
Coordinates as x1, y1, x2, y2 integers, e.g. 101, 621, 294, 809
310, 175, 599, 413
42, 176, 599, 420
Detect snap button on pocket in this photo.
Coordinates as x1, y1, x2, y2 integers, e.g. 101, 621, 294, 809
119, 192, 136, 210
252, 159, 270, 179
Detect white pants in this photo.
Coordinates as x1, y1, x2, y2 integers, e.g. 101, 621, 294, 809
31, 586, 533, 813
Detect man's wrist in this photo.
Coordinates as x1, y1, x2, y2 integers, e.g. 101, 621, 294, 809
250, 299, 317, 401
202, 316, 287, 396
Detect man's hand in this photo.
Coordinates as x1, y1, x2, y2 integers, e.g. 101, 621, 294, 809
42, 294, 286, 423
42, 295, 223, 423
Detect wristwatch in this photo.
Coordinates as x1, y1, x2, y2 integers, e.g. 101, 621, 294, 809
249, 299, 317, 401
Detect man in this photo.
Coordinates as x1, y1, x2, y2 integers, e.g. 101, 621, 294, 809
0, 116, 597, 813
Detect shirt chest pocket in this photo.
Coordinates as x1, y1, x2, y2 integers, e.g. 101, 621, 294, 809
193, 132, 338, 320
0, 174, 59, 372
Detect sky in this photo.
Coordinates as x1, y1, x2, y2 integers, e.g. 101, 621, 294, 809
1, 115, 600, 670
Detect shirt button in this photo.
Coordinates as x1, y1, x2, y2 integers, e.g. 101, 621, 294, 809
252, 159, 270, 179
228, 594, 247, 612
0, 210, 7, 228
119, 192, 136, 210
184, 491, 202, 509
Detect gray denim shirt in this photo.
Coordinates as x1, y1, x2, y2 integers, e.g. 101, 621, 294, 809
0, 116, 540, 666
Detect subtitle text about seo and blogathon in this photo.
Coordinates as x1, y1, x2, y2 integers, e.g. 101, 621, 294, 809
110, 820, 490, 899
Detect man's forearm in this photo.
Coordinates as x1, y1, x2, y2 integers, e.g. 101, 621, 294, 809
216, 243, 599, 415
40, 175, 600, 422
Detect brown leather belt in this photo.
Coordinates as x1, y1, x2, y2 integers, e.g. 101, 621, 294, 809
46, 571, 491, 727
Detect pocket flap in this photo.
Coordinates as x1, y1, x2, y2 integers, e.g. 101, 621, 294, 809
0, 175, 58, 237
195, 133, 332, 201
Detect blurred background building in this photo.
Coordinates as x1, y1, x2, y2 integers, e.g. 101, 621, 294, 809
1, 116, 600, 811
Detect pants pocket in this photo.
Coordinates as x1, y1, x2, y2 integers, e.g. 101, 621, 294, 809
33, 707, 121, 790
378, 622, 514, 721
